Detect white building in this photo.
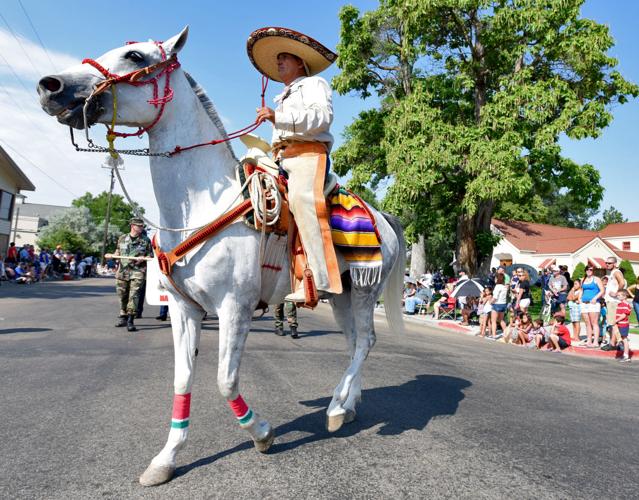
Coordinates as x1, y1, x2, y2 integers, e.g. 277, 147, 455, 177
0, 145, 35, 254
12, 203, 72, 249
490, 219, 639, 275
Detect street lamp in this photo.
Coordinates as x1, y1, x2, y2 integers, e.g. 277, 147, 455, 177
10, 192, 26, 244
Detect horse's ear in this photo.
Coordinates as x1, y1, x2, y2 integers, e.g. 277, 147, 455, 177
163, 26, 189, 56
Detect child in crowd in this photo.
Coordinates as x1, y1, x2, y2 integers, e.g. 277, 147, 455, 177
504, 313, 520, 344
548, 314, 572, 352
516, 312, 532, 345
612, 289, 632, 363
531, 318, 548, 349
478, 287, 493, 337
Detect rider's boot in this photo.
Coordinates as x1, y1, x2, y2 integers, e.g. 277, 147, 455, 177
274, 326, 285, 336
115, 315, 127, 327
290, 326, 299, 339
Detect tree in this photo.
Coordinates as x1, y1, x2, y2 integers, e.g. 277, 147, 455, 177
333, 0, 637, 276
619, 259, 636, 287
591, 206, 627, 231
72, 191, 144, 234
37, 206, 121, 254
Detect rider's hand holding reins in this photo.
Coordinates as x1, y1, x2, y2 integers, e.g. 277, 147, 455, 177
256, 106, 275, 124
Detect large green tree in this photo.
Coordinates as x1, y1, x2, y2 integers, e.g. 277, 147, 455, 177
72, 191, 144, 234
333, 0, 637, 275
37, 206, 121, 254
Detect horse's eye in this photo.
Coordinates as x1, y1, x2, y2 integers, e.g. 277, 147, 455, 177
124, 51, 145, 63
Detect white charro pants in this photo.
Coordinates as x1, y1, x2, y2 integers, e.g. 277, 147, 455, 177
279, 142, 342, 294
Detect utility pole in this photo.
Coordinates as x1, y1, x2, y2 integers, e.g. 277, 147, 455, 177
100, 167, 116, 266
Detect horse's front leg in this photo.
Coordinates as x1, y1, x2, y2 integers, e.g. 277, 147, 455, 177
139, 300, 203, 487
217, 299, 274, 452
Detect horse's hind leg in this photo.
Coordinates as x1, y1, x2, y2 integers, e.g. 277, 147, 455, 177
139, 301, 203, 486
327, 288, 377, 432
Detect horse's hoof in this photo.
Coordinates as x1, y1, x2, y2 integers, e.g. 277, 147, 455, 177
254, 428, 275, 453
139, 463, 175, 487
326, 409, 356, 433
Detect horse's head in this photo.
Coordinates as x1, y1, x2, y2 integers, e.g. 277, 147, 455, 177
37, 27, 188, 130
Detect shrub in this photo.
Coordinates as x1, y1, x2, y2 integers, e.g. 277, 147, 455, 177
619, 259, 637, 286
572, 262, 586, 281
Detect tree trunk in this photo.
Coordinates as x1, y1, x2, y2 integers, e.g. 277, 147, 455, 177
410, 234, 426, 278
455, 201, 495, 277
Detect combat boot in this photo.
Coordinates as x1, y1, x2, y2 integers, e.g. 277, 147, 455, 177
127, 314, 137, 332
115, 315, 127, 327
274, 326, 285, 336
290, 326, 299, 339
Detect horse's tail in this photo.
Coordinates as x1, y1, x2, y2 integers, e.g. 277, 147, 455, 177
382, 212, 405, 335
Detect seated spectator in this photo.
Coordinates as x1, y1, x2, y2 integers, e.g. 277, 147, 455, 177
503, 313, 520, 344
461, 296, 479, 326
548, 314, 571, 352
404, 279, 432, 315
477, 287, 493, 337
402, 279, 417, 304
515, 312, 532, 345
14, 262, 35, 284
532, 318, 548, 349
0, 255, 5, 281
433, 283, 456, 319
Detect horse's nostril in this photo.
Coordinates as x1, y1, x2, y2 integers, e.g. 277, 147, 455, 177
39, 76, 63, 93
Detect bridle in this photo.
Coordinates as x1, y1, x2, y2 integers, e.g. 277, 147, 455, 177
72, 40, 268, 158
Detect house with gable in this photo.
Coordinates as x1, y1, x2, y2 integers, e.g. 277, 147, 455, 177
490, 219, 639, 275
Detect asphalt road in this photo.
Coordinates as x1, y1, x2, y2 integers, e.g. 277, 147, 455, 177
1, 278, 638, 499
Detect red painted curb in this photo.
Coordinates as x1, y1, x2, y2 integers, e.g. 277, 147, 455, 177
436, 321, 473, 333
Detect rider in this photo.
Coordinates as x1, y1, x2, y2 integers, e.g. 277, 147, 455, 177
248, 27, 341, 302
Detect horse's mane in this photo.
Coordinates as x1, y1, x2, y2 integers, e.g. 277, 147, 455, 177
183, 71, 238, 161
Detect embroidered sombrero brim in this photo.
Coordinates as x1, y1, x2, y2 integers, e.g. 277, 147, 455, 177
247, 27, 337, 83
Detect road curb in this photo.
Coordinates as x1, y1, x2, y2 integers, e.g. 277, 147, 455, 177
374, 308, 635, 361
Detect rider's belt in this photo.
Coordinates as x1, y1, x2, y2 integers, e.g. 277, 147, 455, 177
272, 141, 329, 158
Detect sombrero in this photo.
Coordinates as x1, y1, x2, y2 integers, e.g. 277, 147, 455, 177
247, 27, 337, 83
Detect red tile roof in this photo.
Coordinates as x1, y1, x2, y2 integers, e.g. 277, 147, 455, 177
491, 219, 595, 253
603, 240, 639, 261
598, 222, 639, 238
492, 219, 639, 262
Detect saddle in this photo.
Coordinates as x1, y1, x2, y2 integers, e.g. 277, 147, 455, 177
239, 136, 339, 308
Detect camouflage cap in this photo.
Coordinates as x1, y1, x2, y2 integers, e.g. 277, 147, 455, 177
129, 217, 144, 226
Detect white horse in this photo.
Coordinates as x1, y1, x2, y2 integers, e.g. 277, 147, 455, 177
37, 28, 405, 486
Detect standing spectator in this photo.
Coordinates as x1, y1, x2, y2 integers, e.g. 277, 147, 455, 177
580, 267, 604, 347
604, 257, 626, 347
613, 290, 632, 363
477, 287, 493, 337
567, 279, 582, 342
105, 218, 152, 332
514, 268, 531, 314
487, 268, 496, 289
6, 242, 18, 264
539, 268, 551, 308
627, 277, 639, 327
432, 270, 444, 292
497, 266, 511, 285
52, 245, 63, 274
548, 266, 568, 316
19, 245, 30, 263
560, 265, 573, 291
490, 274, 509, 339
274, 302, 298, 338
548, 314, 571, 352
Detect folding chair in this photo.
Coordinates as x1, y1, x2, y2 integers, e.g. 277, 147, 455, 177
439, 296, 457, 320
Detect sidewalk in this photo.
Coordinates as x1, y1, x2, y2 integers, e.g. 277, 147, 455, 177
375, 306, 638, 360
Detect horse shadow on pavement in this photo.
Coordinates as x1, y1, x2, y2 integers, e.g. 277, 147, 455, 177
175, 373, 470, 478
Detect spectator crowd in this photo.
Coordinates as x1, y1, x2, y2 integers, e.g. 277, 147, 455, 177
1, 241, 98, 285
402, 257, 637, 363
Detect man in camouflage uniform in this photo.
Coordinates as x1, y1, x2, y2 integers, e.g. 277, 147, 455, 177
108, 217, 152, 332
274, 302, 298, 338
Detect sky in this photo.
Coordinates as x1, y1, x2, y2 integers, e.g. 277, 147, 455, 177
0, 0, 637, 225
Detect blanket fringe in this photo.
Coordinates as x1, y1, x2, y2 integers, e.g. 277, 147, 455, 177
350, 264, 382, 287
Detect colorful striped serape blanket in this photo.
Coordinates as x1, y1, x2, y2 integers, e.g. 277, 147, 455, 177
329, 186, 383, 286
